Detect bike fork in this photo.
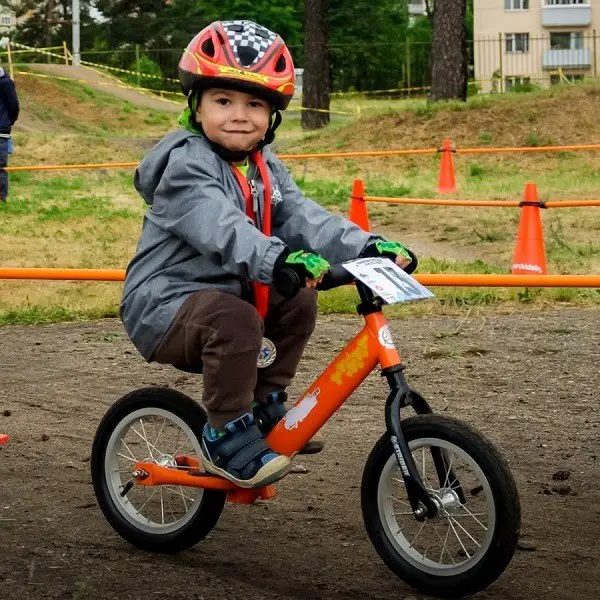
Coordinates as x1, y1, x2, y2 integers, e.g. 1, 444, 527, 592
382, 366, 464, 520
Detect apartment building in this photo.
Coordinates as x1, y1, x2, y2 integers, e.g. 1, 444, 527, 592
474, 0, 600, 92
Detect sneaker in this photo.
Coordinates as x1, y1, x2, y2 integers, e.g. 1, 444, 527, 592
253, 392, 325, 455
201, 413, 291, 489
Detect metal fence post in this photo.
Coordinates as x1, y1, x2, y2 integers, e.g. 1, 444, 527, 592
498, 33, 503, 93
594, 30, 597, 78
406, 39, 411, 96
135, 43, 141, 87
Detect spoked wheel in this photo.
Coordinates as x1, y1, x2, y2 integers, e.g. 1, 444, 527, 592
91, 387, 225, 553
362, 414, 520, 598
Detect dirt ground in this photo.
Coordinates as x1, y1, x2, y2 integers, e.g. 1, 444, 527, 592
0, 308, 599, 600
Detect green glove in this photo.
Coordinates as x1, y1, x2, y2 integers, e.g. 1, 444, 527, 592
284, 250, 330, 279
369, 240, 412, 262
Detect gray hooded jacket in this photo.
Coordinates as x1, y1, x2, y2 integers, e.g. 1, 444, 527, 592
121, 129, 379, 360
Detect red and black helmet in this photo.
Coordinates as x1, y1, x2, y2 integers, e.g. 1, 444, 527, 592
178, 20, 296, 110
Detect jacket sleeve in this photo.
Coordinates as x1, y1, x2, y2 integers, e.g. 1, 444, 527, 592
270, 158, 382, 263
2, 78, 19, 125
146, 153, 287, 284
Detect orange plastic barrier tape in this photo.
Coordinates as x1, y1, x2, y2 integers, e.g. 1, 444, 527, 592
1, 269, 599, 288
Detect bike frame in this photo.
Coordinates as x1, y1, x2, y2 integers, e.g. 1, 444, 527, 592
133, 282, 441, 514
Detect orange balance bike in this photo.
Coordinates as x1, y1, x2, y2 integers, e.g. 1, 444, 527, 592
91, 264, 521, 598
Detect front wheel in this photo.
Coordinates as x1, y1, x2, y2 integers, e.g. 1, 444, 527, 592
91, 387, 226, 553
361, 414, 520, 598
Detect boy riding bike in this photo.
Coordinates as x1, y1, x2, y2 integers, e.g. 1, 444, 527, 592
121, 19, 415, 489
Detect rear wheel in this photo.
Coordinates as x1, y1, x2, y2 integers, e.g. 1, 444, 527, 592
91, 387, 225, 553
361, 414, 520, 598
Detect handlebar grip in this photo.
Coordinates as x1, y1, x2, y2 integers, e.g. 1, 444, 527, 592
273, 267, 303, 297
403, 249, 418, 275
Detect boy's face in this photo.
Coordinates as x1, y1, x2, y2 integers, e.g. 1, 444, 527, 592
196, 88, 271, 152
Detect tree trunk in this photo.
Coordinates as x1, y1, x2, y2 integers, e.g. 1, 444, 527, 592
430, 0, 467, 102
302, 0, 330, 130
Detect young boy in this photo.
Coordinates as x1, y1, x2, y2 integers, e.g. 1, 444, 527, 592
121, 20, 415, 489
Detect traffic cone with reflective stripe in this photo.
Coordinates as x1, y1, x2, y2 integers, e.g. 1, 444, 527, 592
511, 183, 547, 275
348, 178, 370, 231
436, 139, 457, 194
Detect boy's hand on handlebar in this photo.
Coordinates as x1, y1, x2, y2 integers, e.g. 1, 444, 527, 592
361, 240, 413, 268
273, 249, 330, 297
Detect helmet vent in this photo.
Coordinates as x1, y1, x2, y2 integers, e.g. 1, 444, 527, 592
201, 38, 215, 57
238, 45, 258, 67
275, 55, 287, 73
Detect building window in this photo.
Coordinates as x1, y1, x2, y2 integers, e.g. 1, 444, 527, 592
545, 0, 588, 5
1, 16, 11, 25
505, 0, 529, 10
550, 32, 584, 50
506, 33, 530, 53
505, 76, 532, 90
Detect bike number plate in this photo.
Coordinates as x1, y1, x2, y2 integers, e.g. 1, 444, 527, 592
342, 258, 434, 304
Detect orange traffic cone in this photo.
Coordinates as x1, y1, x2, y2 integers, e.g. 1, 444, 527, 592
348, 178, 370, 231
511, 183, 547, 275
436, 139, 457, 194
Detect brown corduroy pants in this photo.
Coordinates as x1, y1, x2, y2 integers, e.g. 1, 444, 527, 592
152, 288, 318, 428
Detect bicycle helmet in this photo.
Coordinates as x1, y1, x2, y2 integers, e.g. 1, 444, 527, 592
178, 20, 296, 110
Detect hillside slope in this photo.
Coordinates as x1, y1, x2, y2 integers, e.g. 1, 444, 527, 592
281, 82, 600, 153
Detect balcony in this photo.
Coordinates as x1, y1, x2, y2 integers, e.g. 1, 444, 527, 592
409, 0, 427, 16
542, 4, 591, 27
542, 47, 591, 68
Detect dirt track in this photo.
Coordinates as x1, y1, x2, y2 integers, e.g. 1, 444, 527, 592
0, 308, 599, 599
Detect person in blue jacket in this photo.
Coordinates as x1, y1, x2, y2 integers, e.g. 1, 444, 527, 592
0, 66, 19, 202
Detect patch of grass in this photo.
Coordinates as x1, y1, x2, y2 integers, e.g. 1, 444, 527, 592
0, 304, 118, 326
478, 131, 492, 145
469, 163, 486, 178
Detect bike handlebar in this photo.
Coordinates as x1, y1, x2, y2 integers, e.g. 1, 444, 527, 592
273, 250, 419, 295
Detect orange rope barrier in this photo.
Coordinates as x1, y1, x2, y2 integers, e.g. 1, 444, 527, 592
1, 268, 599, 288
545, 200, 600, 208
417, 274, 600, 288
6, 162, 138, 172
5, 143, 600, 173
0, 268, 126, 281
279, 149, 438, 159
456, 144, 600, 154
365, 196, 520, 207
366, 197, 600, 208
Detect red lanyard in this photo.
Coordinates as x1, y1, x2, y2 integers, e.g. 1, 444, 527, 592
230, 151, 272, 319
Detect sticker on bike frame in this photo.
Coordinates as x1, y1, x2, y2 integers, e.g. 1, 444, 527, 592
378, 325, 395, 349
284, 388, 320, 430
342, 258, 435, 304
257, 337, 276, 368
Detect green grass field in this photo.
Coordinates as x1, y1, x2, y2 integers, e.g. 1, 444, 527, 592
1, 74, 599, 324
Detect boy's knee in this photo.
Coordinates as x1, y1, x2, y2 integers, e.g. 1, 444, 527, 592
215, 297, 263, 349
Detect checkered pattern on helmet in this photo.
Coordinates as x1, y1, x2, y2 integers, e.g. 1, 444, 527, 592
221, 20, 278, 67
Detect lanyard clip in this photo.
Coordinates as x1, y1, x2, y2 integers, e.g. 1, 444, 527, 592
249, 179, 260, 214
